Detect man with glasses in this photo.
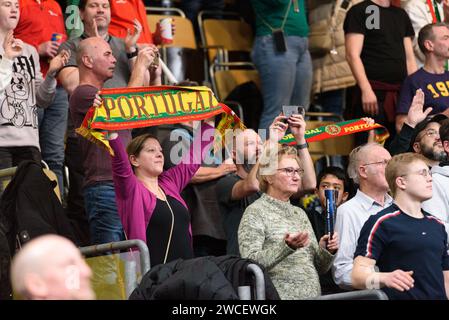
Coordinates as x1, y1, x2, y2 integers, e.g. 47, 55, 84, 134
422, 118, 449, 239
352, 152, 449, 300
389, 88, 448, 166
332, 143, 393, 290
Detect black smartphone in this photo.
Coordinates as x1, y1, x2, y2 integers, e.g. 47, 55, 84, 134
272, 29, 287, 52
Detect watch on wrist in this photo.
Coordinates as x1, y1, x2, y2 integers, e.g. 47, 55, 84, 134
295, 142, 308, 150
126, 47, 138, 59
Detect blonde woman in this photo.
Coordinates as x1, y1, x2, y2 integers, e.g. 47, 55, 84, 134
238, 144, 339, 300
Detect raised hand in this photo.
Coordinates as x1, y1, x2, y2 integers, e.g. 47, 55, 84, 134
406, 89, 432, 127
93, 93, 102, 108
92, 18, 100, 37
288, 113, 306, 143
3, 30, 23, 60
134, 45, 158, 70
47, 49, 70, 77
38, 40, 60, 58
125, 19, 142, 52
269, 114, 288, 142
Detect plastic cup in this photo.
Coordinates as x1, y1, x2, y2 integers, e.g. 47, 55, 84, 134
159, 18, 173, 44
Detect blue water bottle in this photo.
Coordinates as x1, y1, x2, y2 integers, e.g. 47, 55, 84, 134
325, 189, 337, 239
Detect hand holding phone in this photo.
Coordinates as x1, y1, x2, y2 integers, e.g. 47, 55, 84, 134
283, 105, 305, 119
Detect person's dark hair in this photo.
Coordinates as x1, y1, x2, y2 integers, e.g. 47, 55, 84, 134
317, 166, 349, 192
418, 22, 449, 54
79, 0, 88, 11
439, 118, 449, 143
126, 133, 159, 167
79, 0, 110, 11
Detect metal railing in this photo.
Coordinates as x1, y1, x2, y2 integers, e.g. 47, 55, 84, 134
80, 239, 151, 276
315, 289, 389, 300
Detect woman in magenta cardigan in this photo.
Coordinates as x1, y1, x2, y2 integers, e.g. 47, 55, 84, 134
107, 118, 215, 266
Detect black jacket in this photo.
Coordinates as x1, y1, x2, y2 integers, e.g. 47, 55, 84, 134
0, 160, 76, 252
129, 255, 280, 300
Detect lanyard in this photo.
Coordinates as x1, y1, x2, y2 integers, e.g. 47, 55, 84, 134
257, 0, 293, 32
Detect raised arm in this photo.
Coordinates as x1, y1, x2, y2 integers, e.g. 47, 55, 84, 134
161, 120, 215, 192
0, 31, 19, 92
35, 49, 70, 108
288, 114, 316, 191
230, 160, 260, 200
108, 133, 138, 199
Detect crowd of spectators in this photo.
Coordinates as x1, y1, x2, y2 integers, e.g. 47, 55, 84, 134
2, 0, 449, 300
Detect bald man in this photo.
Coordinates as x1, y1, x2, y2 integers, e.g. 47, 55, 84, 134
70, 37, 155, 245
10, 235, 94, 300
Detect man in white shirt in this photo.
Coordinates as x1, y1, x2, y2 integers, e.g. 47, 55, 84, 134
422, 119, 449, 239
332, 143, 393, 289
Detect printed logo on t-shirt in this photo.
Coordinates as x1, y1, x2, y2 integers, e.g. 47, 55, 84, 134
48, 10, 59, 16
427, 81, 449, 98
0, 54, 38, 129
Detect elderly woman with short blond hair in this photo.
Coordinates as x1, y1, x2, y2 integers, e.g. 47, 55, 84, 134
238, 144, 339, 300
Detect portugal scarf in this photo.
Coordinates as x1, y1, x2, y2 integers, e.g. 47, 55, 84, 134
76, 86, 389, 155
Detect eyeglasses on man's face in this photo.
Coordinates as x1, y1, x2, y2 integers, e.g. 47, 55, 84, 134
401, 168, 432, 178
277, 167, 304, 177
417, 128, 439, 141
361, 159, 390, 167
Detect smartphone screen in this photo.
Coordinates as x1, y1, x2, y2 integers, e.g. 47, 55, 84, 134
282, 105, 298, 119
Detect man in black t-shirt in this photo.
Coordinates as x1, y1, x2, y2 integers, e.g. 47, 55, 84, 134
352, 152, 449, 300
344, 0, 417, 142
216, 129, 263, 255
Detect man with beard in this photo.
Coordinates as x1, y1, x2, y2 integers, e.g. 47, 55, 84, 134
396, 23, 449, 132
422, 118, 449, 240
409, 115, 448, 167
216, 114, 316, 255
389, 88, 448, 167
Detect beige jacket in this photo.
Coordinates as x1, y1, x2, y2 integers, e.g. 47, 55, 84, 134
308, 0, 361, 95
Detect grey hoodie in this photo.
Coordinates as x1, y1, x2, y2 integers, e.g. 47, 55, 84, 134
0, 43, 56, 150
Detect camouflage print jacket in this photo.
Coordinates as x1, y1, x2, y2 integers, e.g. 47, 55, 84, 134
238, 193, 334, 300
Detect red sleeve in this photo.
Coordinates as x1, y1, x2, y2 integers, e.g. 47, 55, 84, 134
108, 0, 153, 44
14, 0, 66, 76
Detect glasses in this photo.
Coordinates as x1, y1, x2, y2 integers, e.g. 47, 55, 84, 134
277, 167, 304, 177
401, 169, 432, 178
361, 159, 389, 167
417, 128, 439, 141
